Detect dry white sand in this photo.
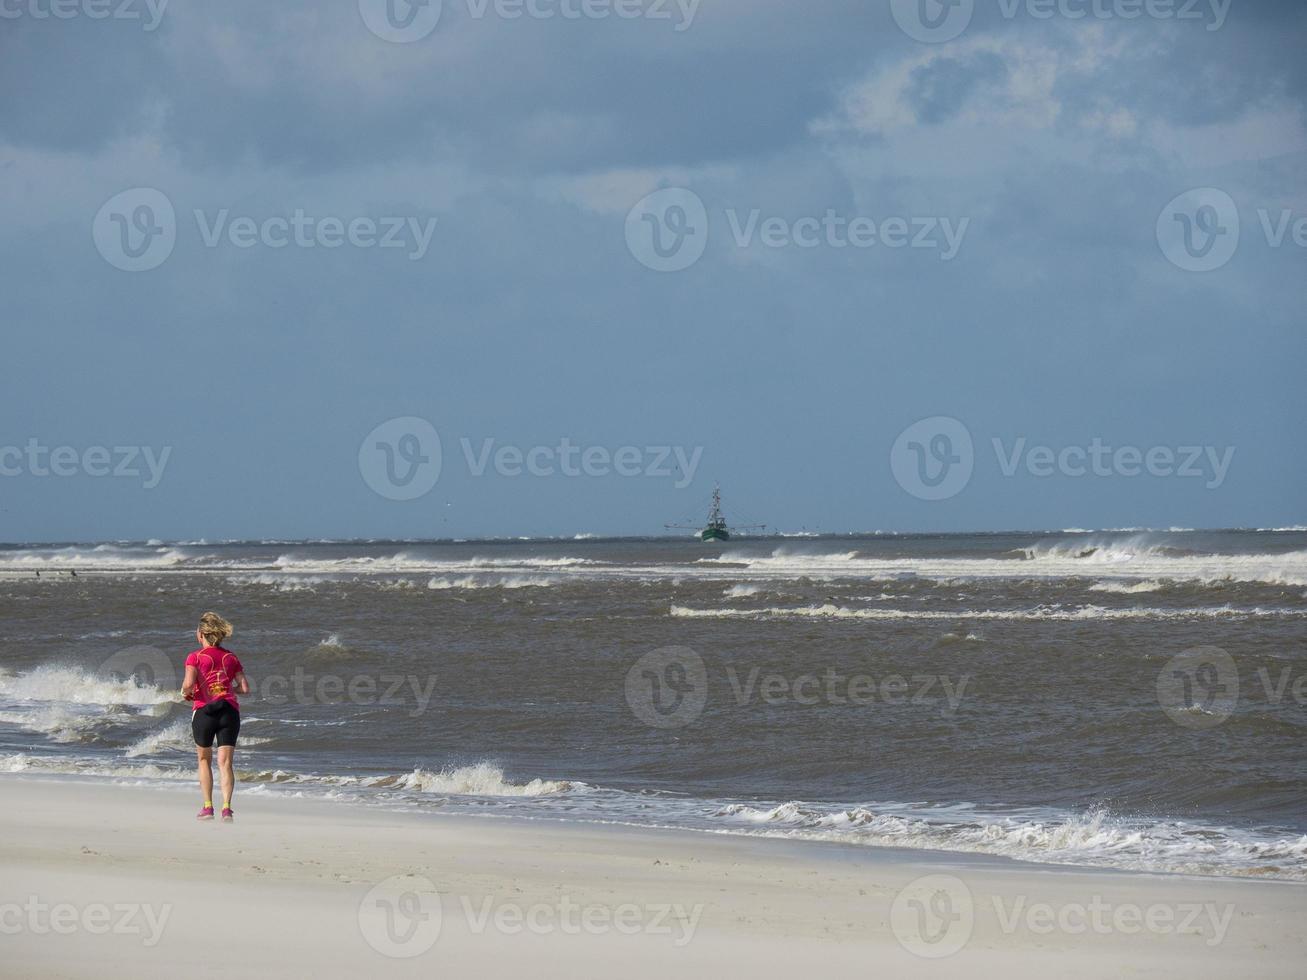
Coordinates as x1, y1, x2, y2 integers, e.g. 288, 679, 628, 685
2, 776, 1303, 978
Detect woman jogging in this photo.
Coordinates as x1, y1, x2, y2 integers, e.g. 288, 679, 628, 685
181, 612, 249, 822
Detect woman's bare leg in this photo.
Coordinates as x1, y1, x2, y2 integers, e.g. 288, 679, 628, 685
197, 746, 214, 803
217, 745, 235, 808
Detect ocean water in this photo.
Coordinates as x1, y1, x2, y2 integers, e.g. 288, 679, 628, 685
1, 529, 1305, 879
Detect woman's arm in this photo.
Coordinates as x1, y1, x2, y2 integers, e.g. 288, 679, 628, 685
233, 671, 250, 696
181, 664, 199, 700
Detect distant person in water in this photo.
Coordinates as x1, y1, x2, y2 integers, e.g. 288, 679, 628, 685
181, 612, 249, 822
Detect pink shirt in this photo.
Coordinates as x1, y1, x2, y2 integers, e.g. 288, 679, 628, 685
185, 647, 244, 711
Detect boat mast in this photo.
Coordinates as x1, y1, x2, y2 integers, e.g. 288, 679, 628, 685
708, 484, 725, 530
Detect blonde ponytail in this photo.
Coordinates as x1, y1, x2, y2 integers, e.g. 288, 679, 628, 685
198, 611, 233, 647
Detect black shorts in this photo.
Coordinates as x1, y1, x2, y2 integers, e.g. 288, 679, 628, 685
192, 701, 241, 748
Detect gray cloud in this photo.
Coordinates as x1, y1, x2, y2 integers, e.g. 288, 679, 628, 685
1, 0, 1304, 538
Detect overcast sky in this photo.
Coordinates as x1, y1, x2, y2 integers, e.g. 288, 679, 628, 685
2, 0, 1304, 541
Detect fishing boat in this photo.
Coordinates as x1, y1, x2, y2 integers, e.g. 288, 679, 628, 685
666, 485, 764, 542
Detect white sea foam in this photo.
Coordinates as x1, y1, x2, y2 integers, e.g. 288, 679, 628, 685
240, 762, 576, 796
670, 603, 1305, 621
124, 719, 193, 757
938, 631, 983, 643
120, 719, 270, 756
0, 752, 190, 780
685, 536, 1307, 589
5, 535, 1305, 589
709, 801, 1307, 878
0, 665, 173, 709
426, 575, 561, 590
1021, 534, 1184, 562
0, 544, 189, 572
1088, 579, 1166, 594
3, 752, 1300, 878
0, 705, 101, 742
226, 574, 334, 591
0, 666, 174, 742
372, 763, 574, 797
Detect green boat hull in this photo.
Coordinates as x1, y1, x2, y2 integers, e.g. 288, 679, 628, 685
701, 526, 730, 542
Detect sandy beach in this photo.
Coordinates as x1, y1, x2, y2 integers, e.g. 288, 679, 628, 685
2, 775, 1303, 979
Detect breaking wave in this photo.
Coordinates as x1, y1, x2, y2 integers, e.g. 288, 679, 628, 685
1088, 579, 1166, 594
3, 751, 1301, 879
0, 665, 174, 743
670, 603, 1305, 621
367, 763, 575, 797
0, 544, 188, 572
426, 575, 561, 590
0, 665, 172, 710
709, 801, 1307, 878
